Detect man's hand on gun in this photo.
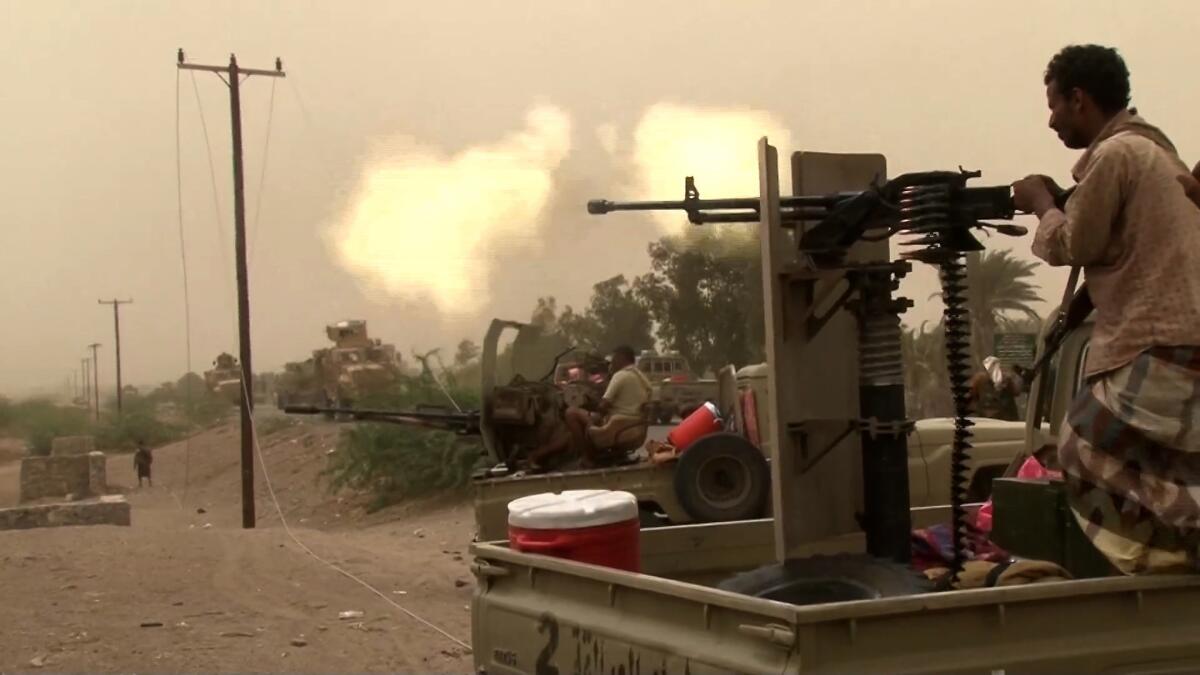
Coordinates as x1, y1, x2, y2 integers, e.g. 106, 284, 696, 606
1011, 174, 1062, 215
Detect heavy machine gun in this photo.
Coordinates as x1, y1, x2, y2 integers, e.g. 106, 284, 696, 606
281, 318, 611, 475
591, 159, 1029, 580
282, 403, 480, 435
590, 170, 1026, 266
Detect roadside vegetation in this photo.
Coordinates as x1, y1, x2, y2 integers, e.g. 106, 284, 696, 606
0, 372, 235, 456
0, 239, 1042, 510
324, 367, 486, 512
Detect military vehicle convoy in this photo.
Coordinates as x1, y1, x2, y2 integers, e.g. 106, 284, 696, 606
203, 352, 242, 403
274, 320, 401, 409
203, 353, 272, 404
465, 147, 1200, 673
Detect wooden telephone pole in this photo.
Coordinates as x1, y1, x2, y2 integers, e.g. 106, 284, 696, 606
87, 343, 102, 422
81, 358, 90, 407
178, 49, 285, 529
98, 299, 133, 414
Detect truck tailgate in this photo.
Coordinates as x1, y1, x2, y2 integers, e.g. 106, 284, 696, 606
472, 523, 1200, 674
472, 541, 798, 675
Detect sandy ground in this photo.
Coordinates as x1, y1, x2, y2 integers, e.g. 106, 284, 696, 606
0, 419, 477, 673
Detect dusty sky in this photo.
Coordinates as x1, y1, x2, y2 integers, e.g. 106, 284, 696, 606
2, 0, 1197, 398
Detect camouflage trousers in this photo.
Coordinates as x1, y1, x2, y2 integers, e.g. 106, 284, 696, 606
1058, 346, 1200, 574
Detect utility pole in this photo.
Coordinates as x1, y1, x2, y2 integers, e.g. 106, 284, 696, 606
88, 343, 102, 422
178, 49, 285, 529
81, 358, 90, 407
98, 299, 133, 414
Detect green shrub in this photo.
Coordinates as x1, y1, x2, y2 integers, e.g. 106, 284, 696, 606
8, 393, 201, 456
94, 410, 186, 453
326, 424, 485, 511
324, 371, 486, 510
10, 399, 91, 456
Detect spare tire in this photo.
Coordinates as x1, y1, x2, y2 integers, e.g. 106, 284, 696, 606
673, 432, 769, 522
718, 554, 931, 606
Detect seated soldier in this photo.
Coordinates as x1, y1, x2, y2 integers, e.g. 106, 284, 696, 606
525, 345, 651, 471
571, 345, 653, 466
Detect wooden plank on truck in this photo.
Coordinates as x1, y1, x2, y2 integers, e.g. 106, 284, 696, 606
760, 142, 889, 559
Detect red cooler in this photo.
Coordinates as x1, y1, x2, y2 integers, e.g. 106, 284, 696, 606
667, 401, 722, 452
507, 490, 640, 573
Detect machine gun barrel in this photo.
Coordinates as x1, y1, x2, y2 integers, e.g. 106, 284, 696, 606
587, 176, 854, 225
588, 171, 1030, 261
283, 404, 481, 435
587, 195, 846, 214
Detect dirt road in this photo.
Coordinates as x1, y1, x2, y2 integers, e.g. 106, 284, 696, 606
0, 421, 476, 673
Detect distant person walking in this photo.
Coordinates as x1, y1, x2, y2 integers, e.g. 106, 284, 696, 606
134, 441, 153, 488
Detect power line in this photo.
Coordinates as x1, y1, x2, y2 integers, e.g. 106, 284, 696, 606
248, 77, 278, 264
187, 70, 237, 313
239, 375, 472, 652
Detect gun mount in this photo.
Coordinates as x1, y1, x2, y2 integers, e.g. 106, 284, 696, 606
591, 151, 1030, 580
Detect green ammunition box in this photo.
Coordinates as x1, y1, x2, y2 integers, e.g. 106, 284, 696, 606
990, 477, 1115, 579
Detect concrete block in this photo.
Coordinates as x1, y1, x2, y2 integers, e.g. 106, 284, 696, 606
19, 453, 106, 503
88, 451, 107, 496
0, 495, 131, 531
50, 435, 96, 456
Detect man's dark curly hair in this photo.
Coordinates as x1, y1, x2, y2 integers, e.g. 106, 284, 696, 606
612, 345, 636, 364
1044, 44, 1131, 113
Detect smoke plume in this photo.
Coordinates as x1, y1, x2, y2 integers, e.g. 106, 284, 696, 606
629, 103, 792, 233
329, 105, 572, 315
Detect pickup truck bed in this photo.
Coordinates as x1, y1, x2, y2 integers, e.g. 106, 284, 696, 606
471, 415, 1027, 542
471, 519, 1200, 674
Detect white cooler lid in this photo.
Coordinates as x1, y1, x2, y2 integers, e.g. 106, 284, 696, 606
508, 489, 638, 530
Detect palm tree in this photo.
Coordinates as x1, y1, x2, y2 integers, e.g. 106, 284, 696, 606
965, 250, 1043, 366
901, 321, 953, 418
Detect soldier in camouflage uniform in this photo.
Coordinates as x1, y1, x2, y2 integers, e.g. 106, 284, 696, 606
1013, 45, 1200, 573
